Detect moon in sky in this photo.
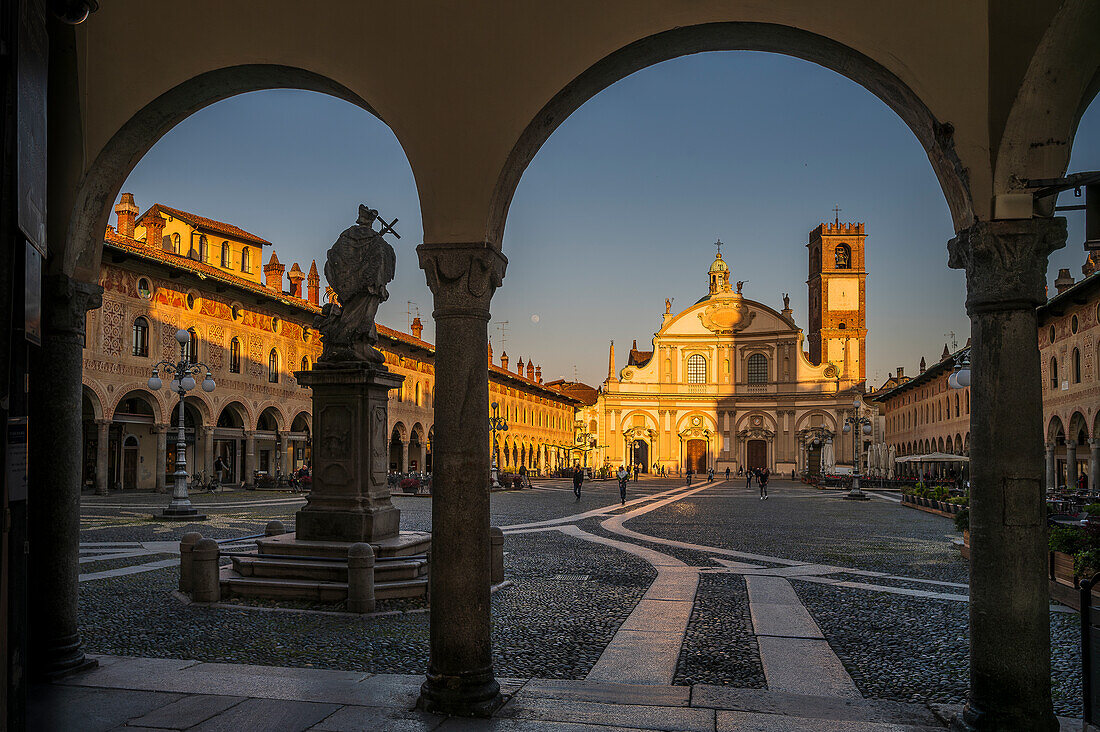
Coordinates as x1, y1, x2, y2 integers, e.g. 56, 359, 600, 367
531, 314, 540, 323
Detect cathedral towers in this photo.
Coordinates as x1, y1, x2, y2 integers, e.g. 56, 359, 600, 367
807, 222, 867, 384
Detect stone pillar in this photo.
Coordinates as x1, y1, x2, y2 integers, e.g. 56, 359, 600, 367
28, 275, 102, 680
294, 364, 403, 541
1065, 438, 1077, 490
154, 425, 168, 493
401, 439, 410, 473
279, 432, 290, 476
202, 426, 214, 479
347, 543, 376, 613
417, 242, 506, 716
243, 430, 256, 486
95, 419, 110, 495
1045, 442, 1056, 493
1091, 440, 1100, 494
947, 218, 1064, 731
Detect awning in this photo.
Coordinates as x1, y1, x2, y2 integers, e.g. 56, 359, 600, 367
896, 452, 969, 463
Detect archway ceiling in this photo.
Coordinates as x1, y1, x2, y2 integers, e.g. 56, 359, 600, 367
71, 1, 1088, 272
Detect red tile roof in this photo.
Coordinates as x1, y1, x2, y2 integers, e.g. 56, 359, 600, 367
138, 204, 272, 247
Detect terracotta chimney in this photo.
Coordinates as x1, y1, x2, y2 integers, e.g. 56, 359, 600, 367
941, 343, 951, 361
114, 193, 139, 238
919, 356, 926, 373
264, 252, 285, 292
516, 356, 525, 375
411, 317, 423, 340
141, 211, 166, 250
1055, 268, 1075, 294
897, 366, 904, 379
488, 340, 494, 366
500, 351, 509, 371
287, 263, 305, 298
535, 365, 542, 383
307, 260, 321, 305
526, 361, 535, 380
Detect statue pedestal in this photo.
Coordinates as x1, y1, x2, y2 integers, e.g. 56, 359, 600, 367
294, 363, 404, 542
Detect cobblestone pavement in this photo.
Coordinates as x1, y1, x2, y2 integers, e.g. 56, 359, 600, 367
77, 477, 1083, 720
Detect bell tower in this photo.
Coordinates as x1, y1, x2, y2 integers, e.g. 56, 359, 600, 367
807, 220, 867, 383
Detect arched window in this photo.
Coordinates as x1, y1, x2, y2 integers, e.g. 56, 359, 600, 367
415, 382, 422, 406
183, 328, 197, 362
747, 353, 768, 384
954, 393, 960, 418
268, 349, 279, 383
300, 356, 310, 372
965, 390, 970, 414
834, 244, 852, 268
1050, 356, 1059, 390
131, 317, 149, 357
229, 338, 241, 373
195, 234, 208, 262
221, 242, 231, 267
1073, 348, 1082, 383
241, 247, 251, 273
687, 354, 707, 384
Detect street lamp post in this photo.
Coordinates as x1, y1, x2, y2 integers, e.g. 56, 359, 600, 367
843, 396, 873, 501
489, 401, 509, 489
148, 328, 216, 519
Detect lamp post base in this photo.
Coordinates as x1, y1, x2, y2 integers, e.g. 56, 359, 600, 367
844, 476, 870, 501
155, 506, 207, 521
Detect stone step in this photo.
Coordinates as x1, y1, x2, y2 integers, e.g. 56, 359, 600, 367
218, 568, 427, 602
231, 554, 427, 583
256, 531, 431, 560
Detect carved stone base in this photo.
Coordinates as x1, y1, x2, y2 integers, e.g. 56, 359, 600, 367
294, 362, 404, 544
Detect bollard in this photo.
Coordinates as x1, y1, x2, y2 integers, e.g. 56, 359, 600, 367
424, 547, 432, 605
179, 532, 203, 593
264, 520, 285, 536
490, 527, 504, 585
191, 538, 221, 603
347, 542, 376, 613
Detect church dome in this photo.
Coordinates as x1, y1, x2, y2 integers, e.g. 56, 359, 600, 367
709, 253, 729, 273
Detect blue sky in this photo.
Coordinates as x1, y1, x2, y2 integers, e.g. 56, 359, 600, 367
121, 52, 1099, 388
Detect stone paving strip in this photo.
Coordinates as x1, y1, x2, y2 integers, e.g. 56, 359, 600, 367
38, 655, 953, 730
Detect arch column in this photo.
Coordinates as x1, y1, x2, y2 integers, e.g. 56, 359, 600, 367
1090, 439, 1100, 492
401, 439, 410, 473
28, 274, 102, 680
243, 430, 256, 486
278, 432, 290, 476
1065, 438, 1077, 489
417, 242, 506, 716
95, 419, 111, 495
1044, 442, 1056, 492
203, 426, 215, 479
153, 425, 168, 493
948, 218, 1064, 731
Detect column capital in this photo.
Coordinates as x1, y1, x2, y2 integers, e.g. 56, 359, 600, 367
417, 242, 507, 320
151, 423, 169, 434
1091, 438, 1100, 449
947, 218, 1066, 314
94, 418, 111, 427
43, 274, 102, 337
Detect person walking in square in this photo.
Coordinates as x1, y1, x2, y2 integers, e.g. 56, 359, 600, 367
746, 468, 753, 490
617, 465, 629, 505
759, 467, 770, 500
633, 464, 640, 482
708, 466, 714, 482
686, 467, 693, 485
725, 466, 731, 482
572, 466, 584, 501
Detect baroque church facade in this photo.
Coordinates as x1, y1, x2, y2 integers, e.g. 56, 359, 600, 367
595, 222, 870, 474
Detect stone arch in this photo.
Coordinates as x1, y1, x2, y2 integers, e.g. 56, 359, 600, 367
82, 379, 108, 420
794, 410, 838, 434
217, 400, 253, 429
733, 411, 777, 434
110, 388, 163, 423
390, 421, 408, 443
993, 1, 1100, 211
619, 409, 657, 431
291, 411, 311, 433
62, 65, 395, 280
675, 412, 719, 433
256, 405, 286, 432
411, 422, 427, 443
489, 22, 975, 246
1068, 411, 1090, 444
1048, 414, 1067, 442
171, 393, 214, 427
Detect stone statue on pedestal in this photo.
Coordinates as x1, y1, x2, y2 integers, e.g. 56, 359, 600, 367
314, 205, 396, 364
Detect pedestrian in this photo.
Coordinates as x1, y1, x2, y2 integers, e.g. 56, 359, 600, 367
617, 465, 629, 505
738, 465, 743, 477
214, 454, 230, 484
760, 468, 769, 500
633, 464, 640, 482
708, 466, 714, 482
519, 464, 528, 489
572, 465, 584, 501
725, 466, 731, 482
746, 468, 753, 489
686, 466, 693, 485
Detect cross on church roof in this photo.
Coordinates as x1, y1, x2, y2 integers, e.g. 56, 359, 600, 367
715, 239, 723, 257
833, 206, 842, 225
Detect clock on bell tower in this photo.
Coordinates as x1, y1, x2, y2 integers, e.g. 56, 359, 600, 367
806, 219, 867, 384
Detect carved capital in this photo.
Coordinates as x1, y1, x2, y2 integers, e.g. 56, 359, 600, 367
417, 242, 507, 320
43, 274, 102, 338
947, 218, 1066, 314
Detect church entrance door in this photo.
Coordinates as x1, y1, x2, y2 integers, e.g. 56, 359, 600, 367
631, 440, 649, 473
685, 439, 707, 473
806, 444, 822, 477
747, 440, 767, 471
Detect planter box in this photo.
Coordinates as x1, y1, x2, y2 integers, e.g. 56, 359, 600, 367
1052, 551, 1076, 587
